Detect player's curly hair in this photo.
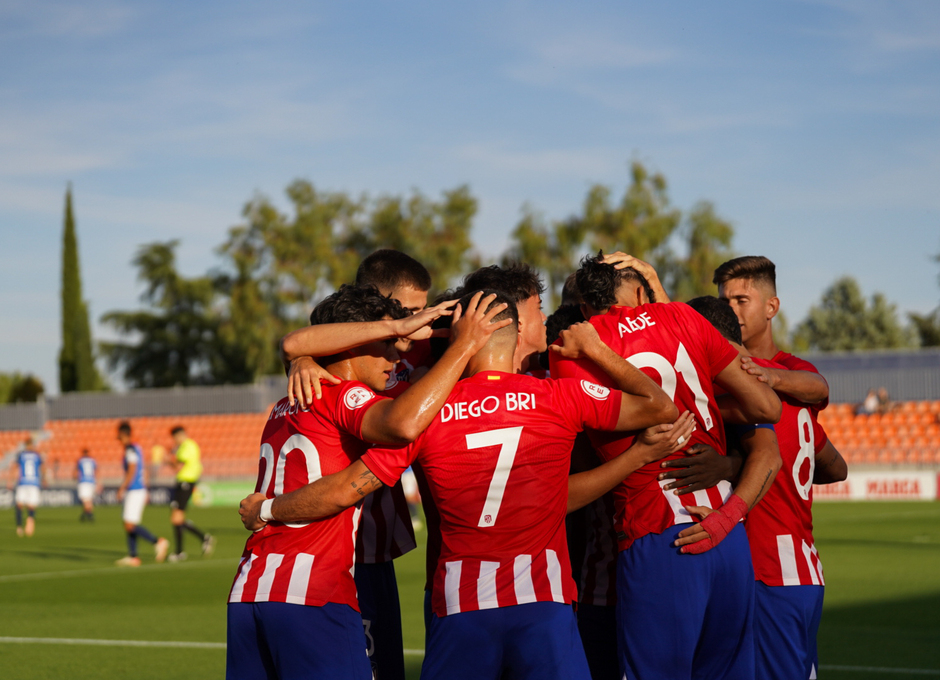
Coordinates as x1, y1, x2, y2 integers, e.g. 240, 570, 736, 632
575, 251, 656, 310
455, 262, 545, 305
687, 296, 742, 345
309, 284, 409, 326
712, 255, 776, 293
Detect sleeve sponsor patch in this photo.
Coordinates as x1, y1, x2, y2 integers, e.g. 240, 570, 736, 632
581, 380, 611, 401
344, 386, 376, 410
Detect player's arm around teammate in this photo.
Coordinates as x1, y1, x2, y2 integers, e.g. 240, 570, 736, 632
738, 355, 829, 405
239, 291, 510, 526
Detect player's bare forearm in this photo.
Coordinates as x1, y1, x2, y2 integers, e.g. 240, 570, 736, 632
581, 341, 677, 430
568, 451, 647, 513
768, 368, 829, 405
813, 440, 848, 484
268, 460, 384, 524
732, 427, 781, 510
280, 320, 401, 361
715, 354, 782, 424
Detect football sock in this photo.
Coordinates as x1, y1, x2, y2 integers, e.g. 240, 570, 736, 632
14, 507, 22, 527
134, 525, 158, 544
174, 525, 184, 554
183, 520, 206, 541
126, 532, 138, 557
27, 508, 35, 518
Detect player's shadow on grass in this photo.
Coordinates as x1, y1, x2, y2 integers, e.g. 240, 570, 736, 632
820, 536, 940, 552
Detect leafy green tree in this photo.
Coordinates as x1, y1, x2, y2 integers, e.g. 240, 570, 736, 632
666, 201, 735, 302
101, 241, 218, 387
0, 372, 45, 403
909, 248, 940, 347
578, 162, 681, 260
58, 186, 103, 392
792, 276, 915, 351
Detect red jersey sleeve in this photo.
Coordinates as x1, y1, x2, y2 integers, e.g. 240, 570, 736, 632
361, 442, 418, 488
333, 382, 391, 440
550, 378, 623, 433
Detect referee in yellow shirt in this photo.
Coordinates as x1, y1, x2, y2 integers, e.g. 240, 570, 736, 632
167, 426, 215, 561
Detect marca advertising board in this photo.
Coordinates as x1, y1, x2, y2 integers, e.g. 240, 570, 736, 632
814, 470, 939, 501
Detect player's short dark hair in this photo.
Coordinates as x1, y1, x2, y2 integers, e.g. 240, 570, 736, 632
713, 255, 776, 293
170, 426, 185, 436
576, 251, 656, 310
540, 303, 586, 370
457, 262, 545, 306
309, 283, 409, 326
687, 296, 742, 345
356, 249, 432, 293
456, 289, 518, 332
117, 420, 132, 436
561, 272, 582, 306
81, 448, 90, 456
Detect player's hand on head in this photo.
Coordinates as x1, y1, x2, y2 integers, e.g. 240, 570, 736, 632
449, 291, 511, 353
239, 493, 268, 531
600, 251, 655, 276
288, 357, 340, 408
394, 299, 458, 341
658, 443, 733, 495
634, 411, 695, 464
549, 321, 603, 359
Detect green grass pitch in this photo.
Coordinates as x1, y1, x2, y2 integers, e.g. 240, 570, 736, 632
0, 501, 937, 679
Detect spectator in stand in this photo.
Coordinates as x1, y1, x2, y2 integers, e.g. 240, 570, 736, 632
856, 389, 879, 416
876, 387, 894, 414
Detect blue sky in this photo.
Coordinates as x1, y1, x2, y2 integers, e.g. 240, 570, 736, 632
1, 0, 938, 393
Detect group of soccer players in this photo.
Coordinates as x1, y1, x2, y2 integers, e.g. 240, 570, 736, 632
229, 248, 847, 680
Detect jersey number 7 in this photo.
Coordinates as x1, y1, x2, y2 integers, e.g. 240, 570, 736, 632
467, 426, 523, 528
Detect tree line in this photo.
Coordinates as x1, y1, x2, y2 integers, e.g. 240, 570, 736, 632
45, 162, 940, 393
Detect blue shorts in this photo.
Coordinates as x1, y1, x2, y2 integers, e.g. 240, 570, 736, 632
355, 561, 405, 680
577, 602, 619, 680
617, 524, 755, 680
227, 601, 371, 680
423, 601, 590, 680
755, 582, 824, 680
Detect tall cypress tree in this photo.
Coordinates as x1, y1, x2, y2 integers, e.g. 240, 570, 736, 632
59, 185, 101, 392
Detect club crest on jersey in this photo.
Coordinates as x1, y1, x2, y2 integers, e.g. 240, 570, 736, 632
580, 380, 611, 401
344, 386, 375, 410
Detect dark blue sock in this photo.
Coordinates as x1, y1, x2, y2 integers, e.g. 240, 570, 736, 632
126, 532, 138, 557
27, 508, 35, 518
133, 525, 158, 544
14, 507, 22, 527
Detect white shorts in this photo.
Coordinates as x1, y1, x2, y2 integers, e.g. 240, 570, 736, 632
15, 485, 40, 508
77, 482, 96, 502
122, 488, 148, 524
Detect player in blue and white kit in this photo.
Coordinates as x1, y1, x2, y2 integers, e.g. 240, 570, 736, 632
76, 449, 97, 522
9, 438, 43, 537
115, 421, 169, 567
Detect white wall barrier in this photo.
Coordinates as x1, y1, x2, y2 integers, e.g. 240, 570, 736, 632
814, 470, 939, 501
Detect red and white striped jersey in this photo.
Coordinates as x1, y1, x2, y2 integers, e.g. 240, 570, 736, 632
746, 357, 829, 587
355, 379, 417, 564
362, 371, 623, 618
578, 492, 618, 607
228, 383, 388, 610
551, 302, 739, 550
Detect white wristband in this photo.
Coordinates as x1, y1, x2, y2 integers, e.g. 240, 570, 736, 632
259, 498, 275, 522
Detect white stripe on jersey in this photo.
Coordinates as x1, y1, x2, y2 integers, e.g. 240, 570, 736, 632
285, 554, 314, 605
777, 535, 801, 586
349, 506, 362, 578
229, 554, 257, 603
802, 541, 820, 586
477, 561, 499, 610
513, 555, 537, 605
812, 544, 825, 585
255, 554, 283, 601
546, 549, 564, 603
445, 561, 462, 614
